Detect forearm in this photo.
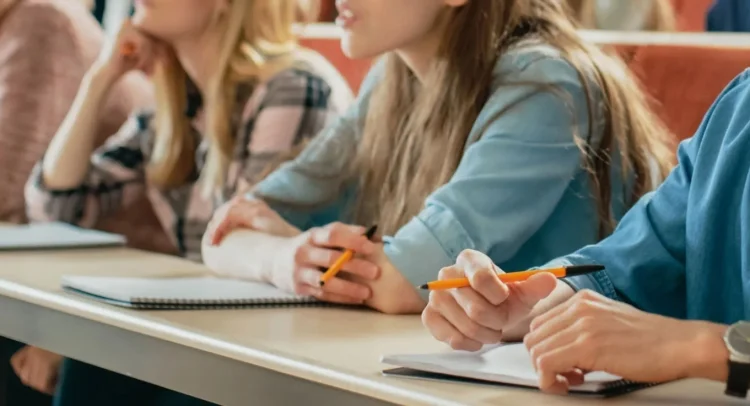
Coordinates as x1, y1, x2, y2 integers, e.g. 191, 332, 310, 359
202, 229, 291, 285
502, 280, 576, 341
42, 67, 116, 189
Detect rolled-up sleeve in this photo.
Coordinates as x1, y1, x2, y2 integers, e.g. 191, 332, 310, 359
385, 56, 601, 287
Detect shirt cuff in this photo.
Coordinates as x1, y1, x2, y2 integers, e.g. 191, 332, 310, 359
383, 205, 475, 300
551, 253, 619, 301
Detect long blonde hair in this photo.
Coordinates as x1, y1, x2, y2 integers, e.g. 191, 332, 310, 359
148, 0, 301, 196
354, 0, 673, 238
565, 0, 676, 31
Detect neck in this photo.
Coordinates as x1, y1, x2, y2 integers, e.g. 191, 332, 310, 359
395, 16, 447, 83
171, 25, 224, 96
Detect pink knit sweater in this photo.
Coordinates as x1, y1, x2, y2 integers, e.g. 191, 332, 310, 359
0, 0, 173, 253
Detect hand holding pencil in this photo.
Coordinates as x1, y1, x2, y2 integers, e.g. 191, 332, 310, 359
422, 250, 578, 352
319, 225, 378, 286
287, 223, 380, 305
419, 264, 603, 290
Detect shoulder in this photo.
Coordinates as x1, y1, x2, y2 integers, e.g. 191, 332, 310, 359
492, 41, 585, 91
706, 69, 750, 112
472, 42, 598, 143
255, 49, 354, 112
290, 48, 354, 108
691, 69, 750, 147
5, 0, 69, 26
0, 0, 100, 61
257, 67, 333, 111
1, 0, 91, 42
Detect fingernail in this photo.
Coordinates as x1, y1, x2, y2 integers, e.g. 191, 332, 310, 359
369, 265, 379, 278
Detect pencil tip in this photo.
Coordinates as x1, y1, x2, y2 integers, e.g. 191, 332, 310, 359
319, 281, 325, 287
418, 284, 428, 290
365, 225, 378, 239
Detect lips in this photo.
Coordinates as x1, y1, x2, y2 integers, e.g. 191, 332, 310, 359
335, 0, 357, 29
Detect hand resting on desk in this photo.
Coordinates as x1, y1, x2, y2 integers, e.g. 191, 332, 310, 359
422, 250, 732, 394
203, 199, 425, 313
206, 197, 301, 242
524, 289, 729, 394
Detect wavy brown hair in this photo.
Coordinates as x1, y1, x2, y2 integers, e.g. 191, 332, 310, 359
352, 0, 673, 238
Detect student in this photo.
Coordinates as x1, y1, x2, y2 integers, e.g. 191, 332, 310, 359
24, 0, 351, 404
202, 0, 673, 315
25, 0, 352, 262
566, 0, 676, 31
422, 71, 750, 396
0, 0, 155, 403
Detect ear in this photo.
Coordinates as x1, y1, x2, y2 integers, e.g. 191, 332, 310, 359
444, 0, 468, 6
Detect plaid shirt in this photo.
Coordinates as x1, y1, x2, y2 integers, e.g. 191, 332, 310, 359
26, 53, 353, 261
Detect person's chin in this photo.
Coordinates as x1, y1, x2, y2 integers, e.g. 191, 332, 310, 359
340, 36, 384, 60
132, 18, 171, 42
130, 13, 152, 31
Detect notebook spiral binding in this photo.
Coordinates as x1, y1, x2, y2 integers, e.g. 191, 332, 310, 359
128, 296, 333, 310
596, 380, 658, 397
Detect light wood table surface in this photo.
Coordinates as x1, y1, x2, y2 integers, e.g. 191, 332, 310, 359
0, 247, 745, 405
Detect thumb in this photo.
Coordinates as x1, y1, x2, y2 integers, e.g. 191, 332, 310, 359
511, 273, 557, 308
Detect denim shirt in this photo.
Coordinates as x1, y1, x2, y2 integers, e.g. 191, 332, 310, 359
562, 70, 750, 324
252, 42, 631, 287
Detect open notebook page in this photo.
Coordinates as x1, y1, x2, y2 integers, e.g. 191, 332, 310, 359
382, 343, 623, 392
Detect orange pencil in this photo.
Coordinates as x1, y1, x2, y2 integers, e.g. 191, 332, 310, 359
319, 225, 378, 286
418, 265, 605, 290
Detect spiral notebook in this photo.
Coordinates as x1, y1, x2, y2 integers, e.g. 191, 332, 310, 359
61, 276, 320, 310
381, 344, 654, 397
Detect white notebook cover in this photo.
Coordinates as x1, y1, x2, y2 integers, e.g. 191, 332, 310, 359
61, 276, 316, 307
382, 344, 625, 393
0, 222, 126, 250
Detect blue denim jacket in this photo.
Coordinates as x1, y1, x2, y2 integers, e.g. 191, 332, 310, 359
252, 43, 631, 287
562, 71, 750, 324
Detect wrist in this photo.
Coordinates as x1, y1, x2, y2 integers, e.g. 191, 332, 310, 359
685, 321, 729, 382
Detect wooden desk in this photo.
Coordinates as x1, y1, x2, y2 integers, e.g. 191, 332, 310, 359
0, 248, 744, 405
